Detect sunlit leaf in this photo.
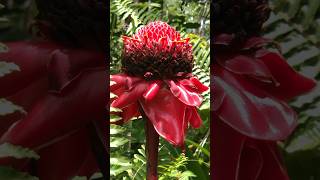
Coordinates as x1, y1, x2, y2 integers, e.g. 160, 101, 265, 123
0, 143, 39, 159
0, 62, 20, 77
0, 99, 25, 116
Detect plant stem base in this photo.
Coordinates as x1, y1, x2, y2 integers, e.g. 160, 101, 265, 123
145, 116, 159, 180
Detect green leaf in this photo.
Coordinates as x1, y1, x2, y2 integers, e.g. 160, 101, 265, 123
285, 117, 320, 153
90, 172, 103, 179
110, 107, 122, 113
0, 99, 25, 116
110, 156, 132, 176
110, 137, 129, 147
185, 139, 209, 157
179, 170, 196, 180
0, 43, 9, 53
110, 93, 118, 99
0, 166, 39, 180
111, 156, 131, 167
71, 176, 87, 180
0, 62, 20, 77
110, 124, 126, 135
0, 143, 39, 159
110, 114, 122, 123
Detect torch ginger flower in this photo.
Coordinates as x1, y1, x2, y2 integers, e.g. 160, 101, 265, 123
110, 21, 208, 146
111, 21, 208, 147
111, 21, 208, 179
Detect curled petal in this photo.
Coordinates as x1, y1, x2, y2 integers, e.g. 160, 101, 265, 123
121, 102, 139, 123
218, 55, 276, 84
167, 80, 203, 107
189, 77, 209, 93
256, 50, 316, 100
47, 49, 105, 91
186, 107, 202, 128
140, 88, 188, 146
111, 81, 148, 109
110, 74, 144, 92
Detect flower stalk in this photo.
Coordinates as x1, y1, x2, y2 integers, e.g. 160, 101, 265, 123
140, 106, 159, 180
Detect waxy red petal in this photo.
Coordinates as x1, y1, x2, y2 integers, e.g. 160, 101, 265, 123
47, 48, 105, 91
212, 118, 246, 180
256, 50, 316, 100
219, 54, 276, 84
189, 77, 209, 93
111, 81, 148, 109
140, 88, 188, 146
143, 81, 162, 101
0, 69, 106, 149
187, 107, 202, 128
215, 65, 297, 140
242, 37, 271, 50
37, 129, 98, 180
212, 119, 290, 180
122, 102, 139, 122
167, 80, 203, 107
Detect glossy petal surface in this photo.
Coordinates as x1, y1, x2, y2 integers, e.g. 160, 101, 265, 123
167, 80, 203, 107
140, 88, 188, 146
215, 65, 297, 140
0, 70, 106, 149
256, 50, 316, 100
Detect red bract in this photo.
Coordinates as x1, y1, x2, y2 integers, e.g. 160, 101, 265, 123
212, 34, 316, 180
0, 41, 107, 179
111, 21, 208, 147
111, 74, 207, 146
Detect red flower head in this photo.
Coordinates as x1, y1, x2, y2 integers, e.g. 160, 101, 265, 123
111, 21, 208, 146
122, 21, 193, 79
